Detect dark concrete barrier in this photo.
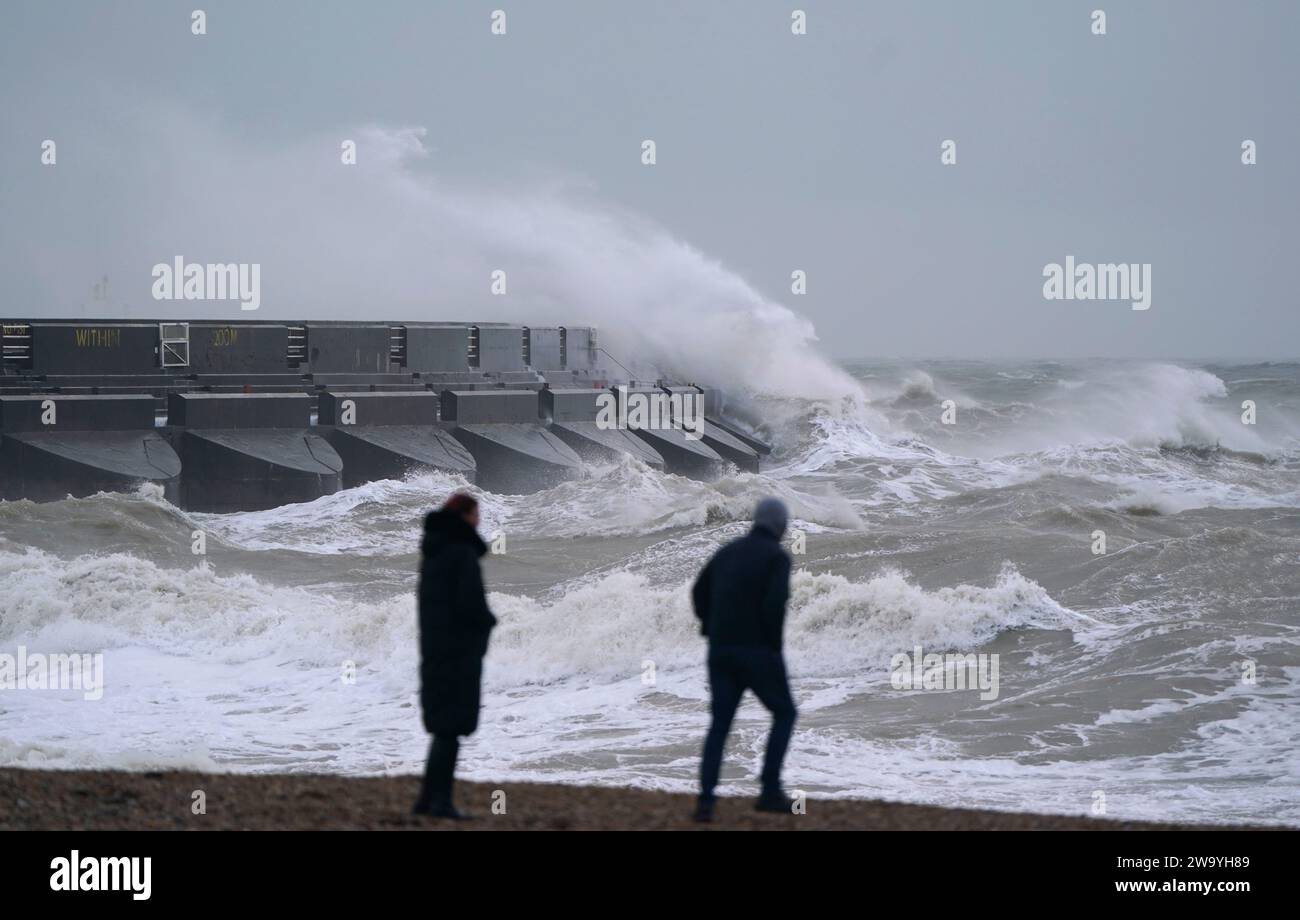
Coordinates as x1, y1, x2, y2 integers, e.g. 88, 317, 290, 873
696, 422, 760, 472
564, 327, 597, 368
694, 386, 772, 457
404, 324, 471, 373
0, 395, 180, 501
169, 392, 310, 428
27, 323, 161, 375
541, 388, 664, 468
609, 387, 724, 478
540, 387, 604, 422
659, 385, 759, 472
440, 390, 541, 424
189, 322, 291, 374
704, 415, 772, 458
441, 389, 581, 493
0, 319, 770, 501
474, 325, 526, 372
318, 391, 435, 426
317, 391, 475, 487
167, 393, 341, 512
0, 394, 156, 431
527, 327, 564, 371
305, 324, 391, 374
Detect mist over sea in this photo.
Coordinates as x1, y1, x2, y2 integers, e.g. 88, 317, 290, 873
2, 358, 1297, 826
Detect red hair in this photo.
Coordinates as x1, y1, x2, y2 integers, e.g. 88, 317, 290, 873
442, 492, 478, 516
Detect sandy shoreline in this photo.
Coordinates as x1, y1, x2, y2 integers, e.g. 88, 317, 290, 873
0, 768, 1275, 831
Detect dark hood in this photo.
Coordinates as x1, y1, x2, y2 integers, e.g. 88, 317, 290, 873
752, 497, 789, 540
422, 509, 488, 558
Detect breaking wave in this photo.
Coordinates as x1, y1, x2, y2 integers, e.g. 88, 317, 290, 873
0, 547, 1073, 689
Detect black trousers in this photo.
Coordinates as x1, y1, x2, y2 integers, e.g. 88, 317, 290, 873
416, 734, 461, 809
699, 645, 797, 799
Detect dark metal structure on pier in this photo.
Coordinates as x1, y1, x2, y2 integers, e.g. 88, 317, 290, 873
0, 319, 771, 509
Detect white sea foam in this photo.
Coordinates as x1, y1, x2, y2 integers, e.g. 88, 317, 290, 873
0, 548, 1068, 681
773, 361, 1300, 513
189, 459, 863, 555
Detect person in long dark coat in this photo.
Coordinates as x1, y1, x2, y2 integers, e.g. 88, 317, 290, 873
691, 497, 797, 822
413, 492, 497, 820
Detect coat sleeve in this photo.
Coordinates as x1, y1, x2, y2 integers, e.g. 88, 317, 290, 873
760, 552, 792, 650
691, 556, 714, 635
452, 545, 497, 643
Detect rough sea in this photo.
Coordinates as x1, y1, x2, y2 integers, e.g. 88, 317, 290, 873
2, 359, 1297, 825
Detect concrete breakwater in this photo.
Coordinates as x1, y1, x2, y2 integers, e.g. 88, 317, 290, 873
0, 320, 769, 509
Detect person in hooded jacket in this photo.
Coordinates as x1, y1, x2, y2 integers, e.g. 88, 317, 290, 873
413, 492, 497, 820
691, 496, 798, 822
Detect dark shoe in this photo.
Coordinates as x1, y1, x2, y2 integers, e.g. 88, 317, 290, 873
755, 791, 796, 814
692, 797, 715, 823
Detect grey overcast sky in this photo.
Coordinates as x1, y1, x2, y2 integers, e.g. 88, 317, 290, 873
1, 0, 1297, 372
